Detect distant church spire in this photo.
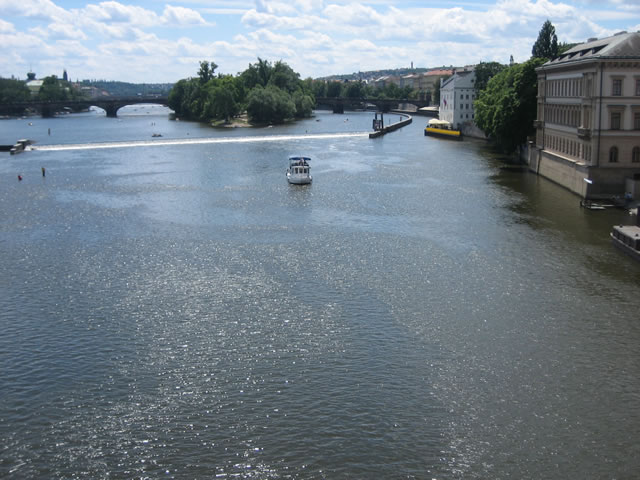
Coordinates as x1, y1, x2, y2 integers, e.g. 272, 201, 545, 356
63, 69, 68, 82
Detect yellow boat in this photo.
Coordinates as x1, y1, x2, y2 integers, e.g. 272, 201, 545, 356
424, 119, 462, 140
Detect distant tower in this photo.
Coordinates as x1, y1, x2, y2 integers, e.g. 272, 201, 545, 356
411, 61, 414, 70
27, 71, 36, 80
509, 55, 514, 66
63, 69, 68, 82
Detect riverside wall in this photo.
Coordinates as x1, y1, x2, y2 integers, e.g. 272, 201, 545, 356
369, 114, 412, 138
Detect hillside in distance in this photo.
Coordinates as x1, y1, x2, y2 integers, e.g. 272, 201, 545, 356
79, 80, 173, 97
317, 66, 454, 83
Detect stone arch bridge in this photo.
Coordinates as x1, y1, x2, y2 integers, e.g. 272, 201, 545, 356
315, 97, 430, 113
0, 96, 170, 118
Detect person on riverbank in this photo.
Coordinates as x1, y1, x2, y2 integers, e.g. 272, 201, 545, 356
41, 167, 46, 177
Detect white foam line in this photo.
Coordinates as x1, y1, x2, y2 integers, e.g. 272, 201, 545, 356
30, 132, 369, 152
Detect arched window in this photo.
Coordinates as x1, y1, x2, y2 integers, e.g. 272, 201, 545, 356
633, 147, 640, 163
609, 146, 619, 163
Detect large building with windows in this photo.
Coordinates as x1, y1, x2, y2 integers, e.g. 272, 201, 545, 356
529, 32, 640, 199
438, 66, 486, 138
439, 66, 476, 129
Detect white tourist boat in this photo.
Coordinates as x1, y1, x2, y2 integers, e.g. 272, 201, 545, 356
286, 155, 312, 185
610, 213, 640, 262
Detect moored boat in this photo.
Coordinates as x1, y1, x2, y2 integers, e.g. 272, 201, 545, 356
610, 214, 640, 261
286, 155, 312, 185
424, 119, 462, 140
10, 139, 32, 155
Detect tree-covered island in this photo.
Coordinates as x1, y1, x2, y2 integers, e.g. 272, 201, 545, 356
168, 59, 316, 126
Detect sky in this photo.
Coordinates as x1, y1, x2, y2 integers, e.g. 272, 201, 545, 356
1, 0, 639, 83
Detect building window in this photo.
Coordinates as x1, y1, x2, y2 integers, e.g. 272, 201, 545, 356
611, 112, 621, 130
636, 79, 640, 96
609, 146, 618, 163
633, 147, 640, 163
635, 113, 640, 130
612, 79, 622, 96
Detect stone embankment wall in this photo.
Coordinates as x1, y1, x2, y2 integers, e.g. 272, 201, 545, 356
369, 114, 412, 138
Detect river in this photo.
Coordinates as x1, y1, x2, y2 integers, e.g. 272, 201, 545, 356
1, 106, 639, 479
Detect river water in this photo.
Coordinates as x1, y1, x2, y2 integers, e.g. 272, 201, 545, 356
1, 106, 639, 479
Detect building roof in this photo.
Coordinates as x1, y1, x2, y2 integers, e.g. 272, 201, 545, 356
543, 31, 640, 67
426, 69, 453, 76
441, 69, 474, 88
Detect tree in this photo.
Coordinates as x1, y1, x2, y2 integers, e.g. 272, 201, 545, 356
269, 61, 300, 94
343, 80, 366, 99
532, 20, 558, 60
474, 57, 546, 153
170, 58, 313, 125
0, 77, 31, 114
475, 61, 507, 93
310, 79, 327, 98
326, 81, 342, 97
246, 84, 295, 124
198, 61, 217, 84
204, 75, 240, 122
0, 77, 31, 103
292, 89, 314, 118
38, 75, 68, 101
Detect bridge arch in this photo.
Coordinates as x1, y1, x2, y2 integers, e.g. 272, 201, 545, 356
0, 97, 171, 118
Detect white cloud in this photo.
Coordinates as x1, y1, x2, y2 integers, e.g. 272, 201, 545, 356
161, 5, 208, 26
0, 0, 71, 22
0, 18, 15, 33
48, 22, 88, 40
1, 0, 638, 82
83, 1, 159, 26
323, 3, 385, 28
242, 9, 320, 29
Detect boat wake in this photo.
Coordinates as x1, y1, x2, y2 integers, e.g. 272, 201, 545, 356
31, 132, 370, 152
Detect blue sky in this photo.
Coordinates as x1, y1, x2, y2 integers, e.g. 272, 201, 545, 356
1, 0, 639, 83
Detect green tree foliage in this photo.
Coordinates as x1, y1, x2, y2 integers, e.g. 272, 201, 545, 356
532, 20, 558, 60
474, 58, 546, 153
79, 80, 173, 96
343, 81, 366, 99
474, 61, 507, 93
310, 79, 327, 98
0, 77, 31, 114
36, 75, 85, 102
0, 77, 31, 103
326, 81, 342, 97
38, 76, 69, 101
198, 60, 218, 84
246, 85, 295, 123
169, 58, 314, 125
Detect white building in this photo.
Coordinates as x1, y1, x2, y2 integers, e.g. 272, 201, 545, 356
530, 31, 640, 198
439, 67, 477, 131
